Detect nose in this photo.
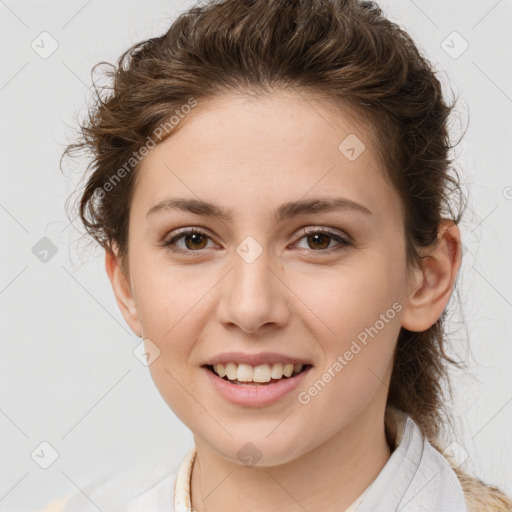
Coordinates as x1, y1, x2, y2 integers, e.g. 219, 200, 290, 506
216, 247, 290, 334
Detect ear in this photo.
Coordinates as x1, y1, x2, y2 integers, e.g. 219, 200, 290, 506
400, 219, 462, 332
104, 247, 142, 338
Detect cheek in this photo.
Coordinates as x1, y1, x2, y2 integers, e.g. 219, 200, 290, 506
146, 361, 205, 432
299, 256, 402, 386
300, 305, 399, 431
299, 256, 402, 332
130, 260, 205, 338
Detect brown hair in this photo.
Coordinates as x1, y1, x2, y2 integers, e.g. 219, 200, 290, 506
62, 0, 468, 444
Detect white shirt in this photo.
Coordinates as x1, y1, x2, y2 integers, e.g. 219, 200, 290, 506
51, 409, 468, 512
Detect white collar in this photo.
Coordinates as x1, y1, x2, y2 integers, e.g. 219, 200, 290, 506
354, 408, 468, 511
173, 409, 468, 512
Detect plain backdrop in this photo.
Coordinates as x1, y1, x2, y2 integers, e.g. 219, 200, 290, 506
0, 0, 511, 508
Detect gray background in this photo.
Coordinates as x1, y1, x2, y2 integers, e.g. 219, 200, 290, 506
1, 0, 511, 508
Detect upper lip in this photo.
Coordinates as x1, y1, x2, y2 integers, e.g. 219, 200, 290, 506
203, 351, 313, 367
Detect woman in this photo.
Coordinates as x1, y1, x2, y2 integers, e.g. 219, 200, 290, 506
48, 0, 511, 510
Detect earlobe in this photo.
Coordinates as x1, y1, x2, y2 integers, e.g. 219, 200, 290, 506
104, 248, 142, 337
400, 220, 462, 332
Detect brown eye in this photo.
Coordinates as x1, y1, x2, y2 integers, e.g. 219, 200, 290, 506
182, 232, 208, 250
164, 228, 215, 255
294, 227, 352, 254
306, 232, 331, 250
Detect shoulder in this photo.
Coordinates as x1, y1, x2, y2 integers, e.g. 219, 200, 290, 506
430, 439, 512, 512
36, 494, 74, 512
387, 407, 512, 512
38, 462, 179, 512
452, 464, 512, 512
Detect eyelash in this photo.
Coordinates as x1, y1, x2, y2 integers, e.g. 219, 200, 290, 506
163, 226, 352, 257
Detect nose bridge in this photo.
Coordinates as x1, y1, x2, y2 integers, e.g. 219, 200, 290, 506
218, 234, 288, 331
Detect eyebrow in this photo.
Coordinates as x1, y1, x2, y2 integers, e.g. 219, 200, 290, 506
146, 196, 373, 223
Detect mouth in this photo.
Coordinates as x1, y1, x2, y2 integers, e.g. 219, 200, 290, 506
202, 363, 313, 386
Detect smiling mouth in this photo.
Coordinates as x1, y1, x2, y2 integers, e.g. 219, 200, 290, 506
203, 364, 313, 385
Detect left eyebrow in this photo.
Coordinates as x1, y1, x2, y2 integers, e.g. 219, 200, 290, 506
275, 197, 373, 222
146, 196, 373, 223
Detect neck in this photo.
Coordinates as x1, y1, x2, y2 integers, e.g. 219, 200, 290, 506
190, 403, 393, 512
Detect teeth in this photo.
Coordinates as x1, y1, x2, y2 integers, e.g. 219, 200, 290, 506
237, 364, 254, 382
212, 362, 305, 382
225, 362, 237, 380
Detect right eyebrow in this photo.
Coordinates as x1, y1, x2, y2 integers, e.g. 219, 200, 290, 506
146, 197, 233, 222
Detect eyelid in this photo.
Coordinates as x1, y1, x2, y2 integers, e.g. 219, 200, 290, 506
165, 226, 212, 241
164, 227, 217, 252
291, 226, 352, 254
163, 225, 352, 256
295, 225, 350, 241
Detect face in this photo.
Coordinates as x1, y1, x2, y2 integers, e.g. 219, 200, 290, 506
109, 91, 419, 466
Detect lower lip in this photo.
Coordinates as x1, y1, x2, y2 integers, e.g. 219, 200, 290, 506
202, 366, 313, 407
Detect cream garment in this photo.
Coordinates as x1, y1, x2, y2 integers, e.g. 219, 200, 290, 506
36, 408, 469, 512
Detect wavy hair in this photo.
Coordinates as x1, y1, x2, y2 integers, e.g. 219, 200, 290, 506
62, 0, 469, 444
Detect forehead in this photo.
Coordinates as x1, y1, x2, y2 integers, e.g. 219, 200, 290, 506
132, 91, 402, 225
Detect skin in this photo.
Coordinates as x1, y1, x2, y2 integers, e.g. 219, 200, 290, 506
105, 90, 462, 512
